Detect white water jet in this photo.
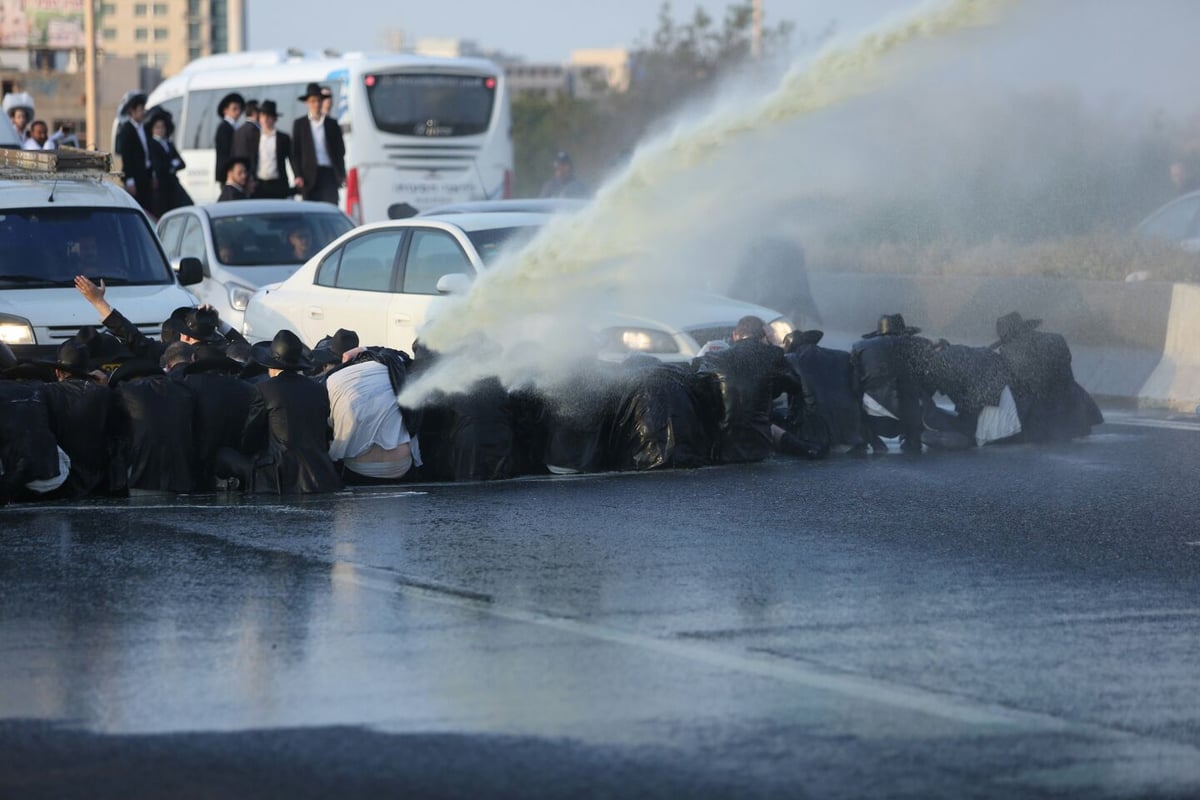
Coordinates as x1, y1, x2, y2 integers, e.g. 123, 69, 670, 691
401, 0, 1012, 406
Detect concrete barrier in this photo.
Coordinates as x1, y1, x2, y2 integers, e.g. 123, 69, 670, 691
797, 272, 1196, 411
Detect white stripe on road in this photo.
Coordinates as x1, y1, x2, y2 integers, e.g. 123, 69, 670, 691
1103, 414, 1200, 432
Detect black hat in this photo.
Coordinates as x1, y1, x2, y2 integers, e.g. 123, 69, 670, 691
69, 325, 132, 371
251, 330, 313, 371
145, 107, 175, 137
553, 151, 572, 165
298, 82, 326, 101
259, 100, 282, 118
863, 313, 921, 339
243, 99, 259, 116
108, 358, 164, 387
783, 329, 824, 352
223, 155, 251, 177
994, 311, 1042, 344
184, 344, 242, 375
217, 92, 245, 117
46, 341, 94, 377
118, 92, 147, 117
163, 306, 224, 344
312, 328, 360, 366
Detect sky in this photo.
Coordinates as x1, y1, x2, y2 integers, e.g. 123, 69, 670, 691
246, 0, 898, 63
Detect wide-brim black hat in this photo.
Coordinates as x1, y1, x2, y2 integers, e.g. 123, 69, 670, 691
222, 155, 252, 177
259, 100, 283, 118
118, 92, 147, 117
145, 107, 175, 137
162, 306, 224, 344
108, 358, 164, 387
6, 361, 58, 382
298, 82, 326, 101
217, 92, 246, 117
863, 313, 921, 339
251, 330, 313, 371
37, 340, 94, 378
994, 311, 1042, 344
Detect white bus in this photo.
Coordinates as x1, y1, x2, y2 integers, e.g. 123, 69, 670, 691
145, 50, 513, 223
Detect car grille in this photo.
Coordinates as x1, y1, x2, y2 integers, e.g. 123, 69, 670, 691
46, 323, 158, 342
685, 325, 734, 347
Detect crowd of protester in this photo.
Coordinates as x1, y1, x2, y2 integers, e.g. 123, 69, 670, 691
0, 278, 1103, 504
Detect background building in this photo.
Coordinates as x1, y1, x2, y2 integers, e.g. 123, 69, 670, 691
97, 0, 245, 77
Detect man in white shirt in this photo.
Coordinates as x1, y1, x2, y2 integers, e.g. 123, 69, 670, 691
251, 100, 293, 199
290, 83, 345, 205
325, 344, 416, 483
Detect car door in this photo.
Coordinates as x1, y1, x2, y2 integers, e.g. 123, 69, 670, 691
303, 228, 406, 347
388, 226, 478, 353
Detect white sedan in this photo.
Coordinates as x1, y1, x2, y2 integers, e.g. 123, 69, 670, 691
242, 211, 795, 359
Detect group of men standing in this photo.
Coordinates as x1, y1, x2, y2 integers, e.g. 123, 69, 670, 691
111, 81, 345, 217
213, 83, 345, 205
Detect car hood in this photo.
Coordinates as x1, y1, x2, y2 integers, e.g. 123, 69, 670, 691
598, 292, 787, 332
1, 283, 195, 326
220, 263, 304, 289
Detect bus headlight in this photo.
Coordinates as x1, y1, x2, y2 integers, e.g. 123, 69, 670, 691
0, 314, 35, 345
767, 317, 795, 347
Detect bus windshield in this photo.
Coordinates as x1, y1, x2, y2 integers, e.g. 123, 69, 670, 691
365, 73, 496, 137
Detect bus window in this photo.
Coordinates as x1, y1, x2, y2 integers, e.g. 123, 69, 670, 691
365, 74, 496, 137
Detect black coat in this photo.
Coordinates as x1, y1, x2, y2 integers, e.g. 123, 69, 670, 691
214, 119, 236, 182
290, 116, 346, 188
115, 120, 154, 205
538, 364, 622, 474
850, 334, 930, 432
995, 330, 1102, 441
231, 120, 259, 161
177, 370, 255, 489
218, 183, 248, 202
241, 372, 341, 494
610, 362, 712, 470
0, 382, 61, 502
924, 344, 1012, 419
113, 374, 197, 493
785, 343, 865, 447
248, 130, 293, 193
40, 378, 114, 498
148, 136, 191, 217
418, 378, 516, 482
695, 339, 800, 463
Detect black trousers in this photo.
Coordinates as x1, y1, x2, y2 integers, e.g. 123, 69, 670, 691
252, 178, 292, 199
304, 166, 340, 205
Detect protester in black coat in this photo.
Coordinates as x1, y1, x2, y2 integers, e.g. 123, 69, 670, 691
110, 360, 197, 494
694, 316, 803, 463
0, 381, 62, 504
38, 341, 115, 498
783, 330, 865, 451
419, 377, 517, 482
611, 357, 711, 470
919, 340, 1015, 447
851, 314, 933, 453
992, 312, 1102, 442
146, 108, 191, 217
173, 345, 256, 490
227, 331, 341, 494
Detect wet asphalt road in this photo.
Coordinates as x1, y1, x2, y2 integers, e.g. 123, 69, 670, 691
2, 411, 1199, 799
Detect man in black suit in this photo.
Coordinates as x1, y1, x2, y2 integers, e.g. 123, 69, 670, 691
213, 91, 244, 185
218, 156, 250, 202
114, 92, 155, 214
250, 100, 293, 199
290, 82, 345, 205
217, 330, 342, 494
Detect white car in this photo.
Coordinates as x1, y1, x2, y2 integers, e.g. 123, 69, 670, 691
242, 211, 794, 360
157, 200, 354, 331
1136, 190, 1200, 253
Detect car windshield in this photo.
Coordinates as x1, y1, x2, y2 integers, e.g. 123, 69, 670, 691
210, 212, 355, 267
365, 73, 497, 137
0, 206, 171, 289
465, 225, 541, 266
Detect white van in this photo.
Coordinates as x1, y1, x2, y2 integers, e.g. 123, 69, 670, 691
0, 148, 203, 359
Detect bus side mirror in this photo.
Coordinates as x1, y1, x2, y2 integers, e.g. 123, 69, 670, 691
176, 256, 204, 286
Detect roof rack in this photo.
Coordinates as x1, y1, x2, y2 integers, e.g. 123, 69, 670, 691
0, 147, 118, 181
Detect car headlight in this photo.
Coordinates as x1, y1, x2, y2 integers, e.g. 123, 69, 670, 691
229, 285, 255, 312
601, 327, 680, 354
0, 314, 35, 345
767, 317, 795, 347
